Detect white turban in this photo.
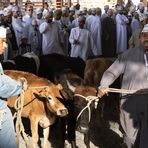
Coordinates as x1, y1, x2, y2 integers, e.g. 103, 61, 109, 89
43, 10, 53, 19
12, 6, 19, 12
0, 27, 6, 38
138, 2, 145, 9
36, 8, 42, 15
142, 24, 148, 33
3, 9, 12, 16
69, 6, 75, 11
7, 5, 13, 11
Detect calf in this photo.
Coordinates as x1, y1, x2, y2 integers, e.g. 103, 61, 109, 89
5, 70, 68, 148
54, 70, 101, 148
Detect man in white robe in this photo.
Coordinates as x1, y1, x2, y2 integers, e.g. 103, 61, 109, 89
86, 7, 102, 56
22, 5, 35, 44
35, 8, 45, 26
39, 11, 64, 55
12, 6, 24, 50
69, 16, 97, 61
116, 6, 129, 53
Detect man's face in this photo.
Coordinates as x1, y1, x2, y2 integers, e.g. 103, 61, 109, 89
4, 14, 12, 24
140, 32, 148, 50
13, 11, 20, 18
0, 38, 7, 54
27, 7, 33, 16
107, 9, 113, 17
78, 19, 85, 29
46, 15, 53, 23
37, 13, 42, 19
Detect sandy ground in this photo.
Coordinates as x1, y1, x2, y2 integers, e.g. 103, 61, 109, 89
18, 97, 124, 148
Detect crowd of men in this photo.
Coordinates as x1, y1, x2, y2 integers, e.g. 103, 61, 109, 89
0, 1, 147, 62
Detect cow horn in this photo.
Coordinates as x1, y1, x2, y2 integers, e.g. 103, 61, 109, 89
66, 80, 76, 92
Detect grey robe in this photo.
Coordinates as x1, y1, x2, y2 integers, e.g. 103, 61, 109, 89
100, 46, 148, 148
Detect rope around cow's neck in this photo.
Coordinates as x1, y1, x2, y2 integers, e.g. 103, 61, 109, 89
74, 94, 99, 122
13, 79, 50, 148
74, 87, 148, 124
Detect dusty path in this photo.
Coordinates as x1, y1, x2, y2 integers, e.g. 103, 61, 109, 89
18, 97, 123, 148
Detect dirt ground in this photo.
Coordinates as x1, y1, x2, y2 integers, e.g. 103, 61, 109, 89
18, 96, 124, 148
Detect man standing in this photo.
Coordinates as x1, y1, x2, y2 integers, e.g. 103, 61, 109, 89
0, 26, 27, 148
12, 6, 24, 50
86, 7, 102, 56
39, 11, 64, 55
98, 24, 148, 148
102, 9, 116, 58
69, 16, 97, 61
129, 14, 147, 48
116, 6, 129, 54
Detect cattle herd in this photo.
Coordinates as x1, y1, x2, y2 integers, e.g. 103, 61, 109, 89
3, 53, 123, 148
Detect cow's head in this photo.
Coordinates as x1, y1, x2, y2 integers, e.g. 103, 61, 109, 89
67, 80, 98, 134
33, 83, 68, 117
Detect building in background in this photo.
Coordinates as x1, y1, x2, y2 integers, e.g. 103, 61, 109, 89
0, 0, 147, 11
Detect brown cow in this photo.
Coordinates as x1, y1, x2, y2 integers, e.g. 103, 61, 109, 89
5, 70, 68, 148
84, 58, 113, 86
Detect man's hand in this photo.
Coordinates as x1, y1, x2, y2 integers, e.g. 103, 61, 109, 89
97, 87, 108, 98
74, 39, 80, 44
18, 77, 28, 91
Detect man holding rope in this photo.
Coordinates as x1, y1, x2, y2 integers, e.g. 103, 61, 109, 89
0, 26, 27, 148
98, 23, 148, 148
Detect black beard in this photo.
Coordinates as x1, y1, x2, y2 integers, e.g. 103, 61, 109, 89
48, 20, 52, 23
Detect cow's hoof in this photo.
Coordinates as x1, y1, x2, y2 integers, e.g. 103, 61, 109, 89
71, 141, 78, 148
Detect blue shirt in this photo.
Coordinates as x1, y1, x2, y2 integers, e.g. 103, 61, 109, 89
0, 63, 22, 109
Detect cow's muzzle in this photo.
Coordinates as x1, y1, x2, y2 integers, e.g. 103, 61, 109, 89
57, 108, 68, 117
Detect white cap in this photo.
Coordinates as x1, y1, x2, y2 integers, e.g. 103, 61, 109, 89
138, 2, 145, 9
43, 10, 53, 19
62, 6, 67, 11
12, 6, 19, 12
0, 27, 6, 38
142, 24, 148, 33
7, 5, 13, 11
36, 8, 42, 15
3, 9, 12, 16
139, 14, 147, 22
69, 6, 75, 11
